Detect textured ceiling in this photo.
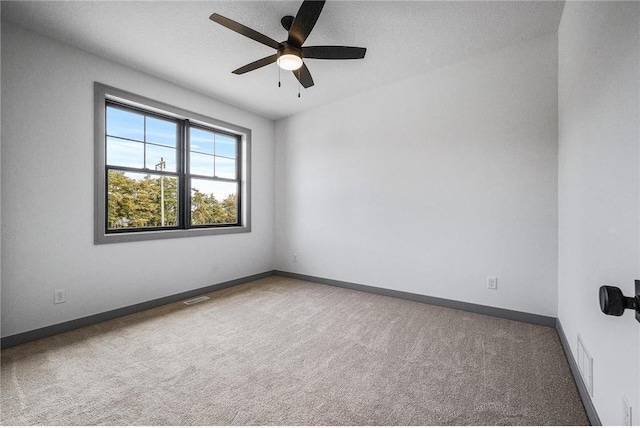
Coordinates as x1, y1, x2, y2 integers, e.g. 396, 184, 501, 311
1, 1, 564, 120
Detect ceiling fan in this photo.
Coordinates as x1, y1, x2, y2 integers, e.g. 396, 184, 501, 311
209, 0, 366, 90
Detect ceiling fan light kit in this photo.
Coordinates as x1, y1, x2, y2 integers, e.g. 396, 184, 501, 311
209, 0, 366, 93
277, 46, 303, 71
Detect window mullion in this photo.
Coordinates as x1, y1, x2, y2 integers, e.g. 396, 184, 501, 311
143, 115, 147, 169
181, 120, 191, 229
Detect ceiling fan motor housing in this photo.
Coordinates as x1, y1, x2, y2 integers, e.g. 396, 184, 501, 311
279, 44, 303, 58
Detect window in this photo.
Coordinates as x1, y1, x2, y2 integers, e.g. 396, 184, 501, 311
95, 83, 251, 244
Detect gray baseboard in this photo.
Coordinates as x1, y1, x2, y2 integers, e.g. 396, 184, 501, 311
274, 270, 556, 327
556, 319, 602, 426
0, 270, 276, 349
0, 270, 557, 348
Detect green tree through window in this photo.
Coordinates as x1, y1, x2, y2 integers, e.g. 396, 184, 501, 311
107, 171, 237, 229
107, 171, 179, 229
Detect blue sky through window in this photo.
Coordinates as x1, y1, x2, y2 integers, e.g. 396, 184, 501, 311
106, 106, 144, 141
190, 128, 214, 154
107, 105, 237, 200
106, 106, 178, 172
189, 126, 236, 179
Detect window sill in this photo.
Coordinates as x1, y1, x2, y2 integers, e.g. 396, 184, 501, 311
95, 224, 251, 245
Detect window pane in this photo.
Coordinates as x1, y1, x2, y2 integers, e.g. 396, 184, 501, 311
146, 116, 177, 147
107, 137, 144, 168
146, 144, 177, 172
106, 106, 144, 141
191, 179, 237, 225
190, 152, 214, 177
107, 170, 178, 230
215, 133, 236, 158
215, 156, 236, 179
190, 128, 214, 154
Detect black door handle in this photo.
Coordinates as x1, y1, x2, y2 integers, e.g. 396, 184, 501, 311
599, 281, 640, 323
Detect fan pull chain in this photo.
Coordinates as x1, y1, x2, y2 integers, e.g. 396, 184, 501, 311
278, 66, 281, 88
297, 71, 301, 98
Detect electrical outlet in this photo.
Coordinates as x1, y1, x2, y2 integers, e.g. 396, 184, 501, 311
54, 289, 66, 304
487, 276, 498, 290
293, 254, 298, 263
623, 396, 632, 426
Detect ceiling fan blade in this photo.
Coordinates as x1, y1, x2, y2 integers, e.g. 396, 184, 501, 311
302, 46, 367, 60
210, 13, 281, 50
288, 0, 325, 47
232, 54, 279, 74
293, 63, 314, 88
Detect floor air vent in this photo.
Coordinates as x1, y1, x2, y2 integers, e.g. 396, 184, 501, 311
183, 296, 210, 306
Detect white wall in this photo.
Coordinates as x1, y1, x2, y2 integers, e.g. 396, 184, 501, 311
0, 3, 4, 334
275, 34, 559, 317
558, 1, 640, 425
0, 23, 276, 337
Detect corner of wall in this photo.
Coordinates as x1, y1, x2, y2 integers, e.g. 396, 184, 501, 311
557, 1, 640, 424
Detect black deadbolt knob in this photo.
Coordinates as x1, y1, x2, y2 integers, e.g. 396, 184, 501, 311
599, 285, 626, 316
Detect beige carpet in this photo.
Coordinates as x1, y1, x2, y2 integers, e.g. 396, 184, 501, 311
1, 276, 588, 425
